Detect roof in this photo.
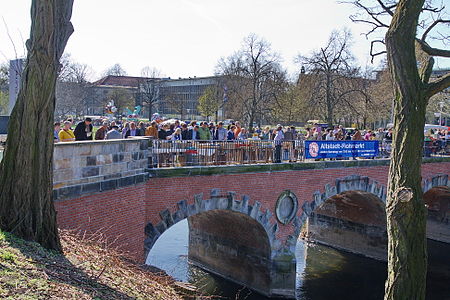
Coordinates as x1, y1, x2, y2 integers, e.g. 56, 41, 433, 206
93, 75, 223, 89
93, 75, 156, 88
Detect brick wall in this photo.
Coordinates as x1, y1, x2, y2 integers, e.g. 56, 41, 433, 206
55, 184, 146, 259
55, 160, 450, 261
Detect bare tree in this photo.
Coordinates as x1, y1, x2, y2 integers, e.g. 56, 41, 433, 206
140, 66, 164, 78
346, 0, 450, 298
197, 85, 221, 121
334, 66, 392, 128
164, 90, 186, 120
367, 66, 396, 127
136, 67, 164, 120
55, 54, 94, 119
271, 84, 308, 124
102, 63, 127, 77
297, 29, 362, 127
216, 34, 285, 130
55, 81, 89, 119
59, 53, 94, 83
0, 0, 74, 251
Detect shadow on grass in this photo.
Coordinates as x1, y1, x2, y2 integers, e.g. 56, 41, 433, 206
0, 230, 174, 299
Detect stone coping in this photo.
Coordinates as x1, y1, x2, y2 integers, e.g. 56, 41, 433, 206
54, 136, 149, 147
53, 172, 148, 201
148, 156, 450, 178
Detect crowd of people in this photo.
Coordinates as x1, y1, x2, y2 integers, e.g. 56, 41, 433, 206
54, 118, 300, 143
54, 118, 449, 152
303, 125, 394, 142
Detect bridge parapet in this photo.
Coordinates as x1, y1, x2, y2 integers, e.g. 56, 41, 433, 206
53, 138, 149, 200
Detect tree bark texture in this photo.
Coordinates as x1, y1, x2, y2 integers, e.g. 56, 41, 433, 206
384, 0, 427, 299
0, 0, 74, 251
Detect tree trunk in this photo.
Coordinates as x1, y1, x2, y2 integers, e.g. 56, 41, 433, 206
148, 102, 153, 121
326, 74, 333, 127
384, 0, 427, 299
248, 113, 255, 133
0, 0, 74, 251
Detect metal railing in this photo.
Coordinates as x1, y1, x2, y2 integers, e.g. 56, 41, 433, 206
148, 139, 450, 168
149, 139, 304, 167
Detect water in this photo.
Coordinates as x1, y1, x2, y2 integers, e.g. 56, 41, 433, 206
147, 219, 450, 300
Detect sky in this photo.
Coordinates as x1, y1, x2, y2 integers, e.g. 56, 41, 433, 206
1, 0, 449, 80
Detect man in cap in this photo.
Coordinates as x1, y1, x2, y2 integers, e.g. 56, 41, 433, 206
106, 125, 122, 140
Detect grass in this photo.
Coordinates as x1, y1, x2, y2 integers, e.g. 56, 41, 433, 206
0, 229, 189, 300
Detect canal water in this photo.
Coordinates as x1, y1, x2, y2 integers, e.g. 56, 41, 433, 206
147, 219, 450, 300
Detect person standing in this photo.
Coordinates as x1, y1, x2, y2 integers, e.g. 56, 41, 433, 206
237, 128, 248, 140
73, 117, 93, 141
198, 122, 212, 140
181, 123, 189, 140
234, 121, 242, 139
364, 130, 373, 141
54, 122, 61, 142
125, 122, 138, 138
59, 121, 75, 142
214, 122, 227, 141
260, 126, 270, 140
352, 129, 363, 141
284, 127, 293, 141
108, 121, 117, 131
227, 125, 236, 140
137, 122, 146, 136
274, 125, 284, 163
158, 124, 171, 140
170, 128, 183, 141
95, 122, 109, 140
106, 125, 122, 140
325, 129, 335, 140
145, 121, 158, 138
384, 128, 393, 141
187, 125, 200, 140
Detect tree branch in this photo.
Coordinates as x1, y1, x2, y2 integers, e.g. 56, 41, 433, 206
419, 56, 434, 85
421, 19, 450, 42
427, 72, 450, 98
416, 39, 450, 57
376, 0, 395, 16
370, 40, 387, 62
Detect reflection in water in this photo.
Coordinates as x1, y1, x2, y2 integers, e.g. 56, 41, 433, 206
147, 219, 450, 300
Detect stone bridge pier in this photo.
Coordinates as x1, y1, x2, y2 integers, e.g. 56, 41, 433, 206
144, 189, 301, 298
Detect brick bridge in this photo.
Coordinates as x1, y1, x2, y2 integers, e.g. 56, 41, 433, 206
52, 139, 450, 298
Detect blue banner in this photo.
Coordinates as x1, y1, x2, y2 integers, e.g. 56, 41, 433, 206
305, 140, 379, 159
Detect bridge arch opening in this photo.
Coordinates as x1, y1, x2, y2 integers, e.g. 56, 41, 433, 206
146, 209, 273, 297
143, 188, 290, 297
188, 209, 272, 293
302, 189, 388, 261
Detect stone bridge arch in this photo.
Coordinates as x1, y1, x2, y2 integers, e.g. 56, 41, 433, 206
143, 188, 295, 298
299, 175, 388, 227
143, 189, 279, 256
297, 172, 450, 225
296, 175, 389, 260
422, 174, 449, 193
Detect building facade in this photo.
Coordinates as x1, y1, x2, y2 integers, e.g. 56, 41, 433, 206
154, 76, 220, 119
54, 75, 223, 120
